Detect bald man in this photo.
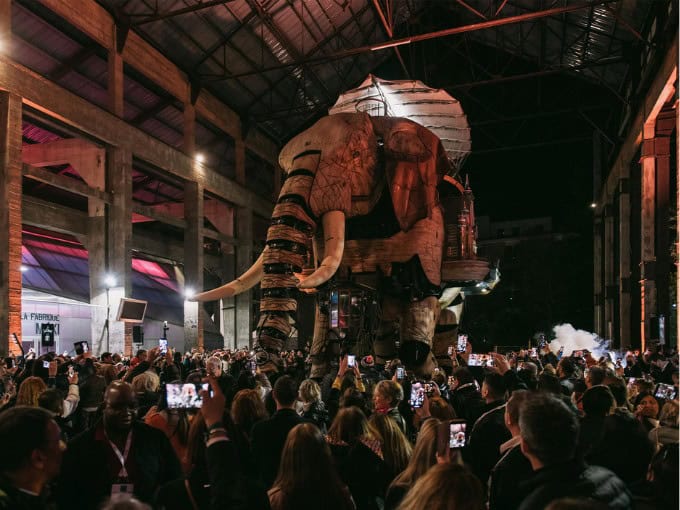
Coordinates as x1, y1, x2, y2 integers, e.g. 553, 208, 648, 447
56, 381, 181, 509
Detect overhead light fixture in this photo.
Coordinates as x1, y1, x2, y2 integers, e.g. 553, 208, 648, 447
104, 274, 117, 288
20, 265, 29, 273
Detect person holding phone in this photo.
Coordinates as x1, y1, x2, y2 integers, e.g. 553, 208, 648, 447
56, 381, 182, 509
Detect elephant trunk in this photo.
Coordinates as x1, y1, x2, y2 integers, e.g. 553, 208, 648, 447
256, 151, 321, 359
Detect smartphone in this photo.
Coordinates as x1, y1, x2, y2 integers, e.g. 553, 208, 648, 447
249, 360, 257, 375
529, 347, 537, 358
396, 366, 405, 380
437, 420, 467, 456
74, 341, 89, 356
467, 353, 494, 367
457, 334, 468, 353
424, 382, 436, 397
68, 366, 75, 378
4, 358, 14, 369
159, 339, 168, 354
447, 345, 454, 356
448, 375, 455, 387
347, 355, 356, 368
655, 383, 677, 401
43, 360, 50, 369
409, 381, 425, 408
166, 383, 209, 409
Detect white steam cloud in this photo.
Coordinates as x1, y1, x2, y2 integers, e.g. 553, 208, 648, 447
548, 323, 602, 357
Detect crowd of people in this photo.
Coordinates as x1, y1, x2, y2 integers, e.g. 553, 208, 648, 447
0, 339, 677, 510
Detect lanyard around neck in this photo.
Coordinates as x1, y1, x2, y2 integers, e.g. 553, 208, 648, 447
105, 430, 133, 478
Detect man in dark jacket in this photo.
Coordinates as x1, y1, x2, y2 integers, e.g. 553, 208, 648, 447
56, 381, 182, 509
251, 375, 302, 488
466, 372, 510, 484
518, 393, 631, 510
0, 407, 65, 510
488, 390, 533, 510
448, 367, 485, 429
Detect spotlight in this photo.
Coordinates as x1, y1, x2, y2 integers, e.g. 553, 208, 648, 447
195, 153, 205, 163
184, 287, 195, 299
20, 265, 29, 272
104, 274, 117, 288
590, 203, 597, 209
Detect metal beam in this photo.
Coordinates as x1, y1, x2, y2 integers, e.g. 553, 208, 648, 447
370, 0, 410, 77
130, 1, 236, 26
205, 0, 620, 81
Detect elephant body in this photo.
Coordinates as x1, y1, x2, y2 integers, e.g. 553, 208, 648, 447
195, 112, 463, 373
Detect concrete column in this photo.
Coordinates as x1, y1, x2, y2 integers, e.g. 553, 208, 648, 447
107, 147, 132, 355
604, 203, 615, 341
235, 138, 246, 187
183, 103, 196, 155
593, 215, 603, 336
0, 0, 10, 53
0, 92, 22, 356
107, 48, 124, 117
219, 252, 236, 350
235, 207, 253, 349
184, 180, 203, 351
618, 178, 631, 350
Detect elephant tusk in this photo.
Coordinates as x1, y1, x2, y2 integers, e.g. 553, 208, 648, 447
191, 253, 264, 301
298, 210, 345, 289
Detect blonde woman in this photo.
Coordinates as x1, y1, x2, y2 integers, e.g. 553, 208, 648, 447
16, 376, 47, 407
298, 379, 329, 433
385, 419, 441, 510
649, 400, 679, 449
396, 463, 484, 510
368, 413, 412, 481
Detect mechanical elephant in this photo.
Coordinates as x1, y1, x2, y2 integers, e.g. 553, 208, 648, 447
193, 112, 450, 373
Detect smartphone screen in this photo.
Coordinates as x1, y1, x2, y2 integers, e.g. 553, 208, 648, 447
347, 355, 355, 368
166, 383, 209, 409
457, 334, 468, 352
529, 347, 537, 358
4, 358, 14, 369
159, 339, 168, 354
73, 341, 89, 355
447, 345, 454, 356
424, 382, 435, 397
655, 383, 677, 401
396, 366, 405, 380
449, 421, 467, 448
68, 366, 75, 377
249, 360, 257, 375
410, 382, 425, 408
468, 353, 494, 367
43, 360, 50, 369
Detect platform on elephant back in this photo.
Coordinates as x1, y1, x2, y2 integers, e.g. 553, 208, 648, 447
441, 259, 491, 285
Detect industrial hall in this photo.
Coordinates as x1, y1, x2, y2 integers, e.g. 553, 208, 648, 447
0, 1, 677, 510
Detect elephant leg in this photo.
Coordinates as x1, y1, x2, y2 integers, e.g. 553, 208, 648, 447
310, 301, 330, 379
374, 296, 401, 365
400, 295, 440, 377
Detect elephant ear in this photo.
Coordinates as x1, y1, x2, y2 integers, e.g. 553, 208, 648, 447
371, 117, 448, 232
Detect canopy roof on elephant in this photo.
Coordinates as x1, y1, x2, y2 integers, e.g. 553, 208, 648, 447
329, 75, 472, 173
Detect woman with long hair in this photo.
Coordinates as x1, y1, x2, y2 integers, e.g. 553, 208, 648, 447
145, 380, 193, 473
231, 389, 269, 478
396, 463, 484, 510
16, 376, 47, 407
368, 413, 412, 482
269, 423, 354, 510
327, 407, 390, 510
385, 419, 441, 510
